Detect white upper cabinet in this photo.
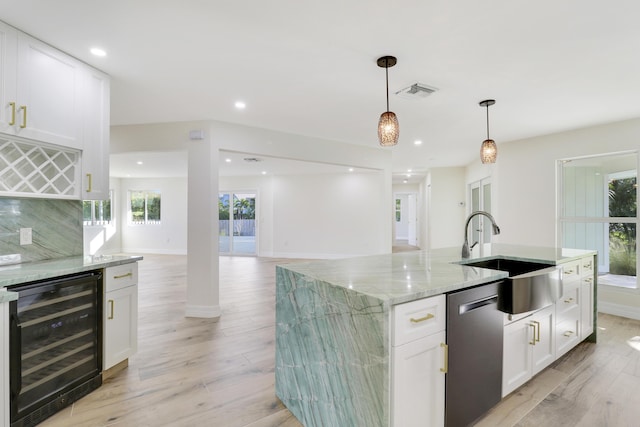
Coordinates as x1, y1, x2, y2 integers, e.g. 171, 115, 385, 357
0, 22, 18, 135
1, 25, 84, 149
0, 20, 110, 200
81, 67, 110, 199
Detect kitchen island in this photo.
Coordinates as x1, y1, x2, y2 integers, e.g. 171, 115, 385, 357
275, 244, 597, 427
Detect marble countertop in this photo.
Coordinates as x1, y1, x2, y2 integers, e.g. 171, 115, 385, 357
0, 254, 143, 288
278, 244, 596, 305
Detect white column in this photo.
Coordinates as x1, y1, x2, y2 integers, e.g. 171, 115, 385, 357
186, 130, 221, 318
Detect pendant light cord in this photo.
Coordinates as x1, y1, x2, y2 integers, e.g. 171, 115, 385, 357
385, 60, 390, 112
486, 104, 490, 140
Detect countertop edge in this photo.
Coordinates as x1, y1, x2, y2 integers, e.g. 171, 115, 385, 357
0, 255, 143, 288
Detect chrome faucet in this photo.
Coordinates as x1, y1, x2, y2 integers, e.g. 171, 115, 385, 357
461, 211, 501, 258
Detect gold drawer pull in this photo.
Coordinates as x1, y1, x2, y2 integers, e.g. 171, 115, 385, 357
108, 299, 114, 319
86, 173, 92, 192
563, 331, 574, 337
584, 278, 593, 283
440, 343, 448, 373
564, 269, 574, 275
564, 297, 574, 303
19, 105, 27, 128
8, 102, 15, 125
583, 263, 592, 269
410, 313, 434, 323
529, 323, 536, 345
532, 320, 541, 342
113, 272, 133, 279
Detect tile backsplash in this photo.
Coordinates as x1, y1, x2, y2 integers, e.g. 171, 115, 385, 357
0, 197, 82, 263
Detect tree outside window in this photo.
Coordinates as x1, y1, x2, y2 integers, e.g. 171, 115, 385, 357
129, 190, 161, 224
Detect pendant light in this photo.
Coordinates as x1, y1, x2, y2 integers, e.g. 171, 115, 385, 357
479, 99, 497, 163
377, 56, 399, 147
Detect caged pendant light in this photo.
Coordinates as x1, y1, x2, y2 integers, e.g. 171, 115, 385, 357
377, 56, 399, 147
479, 99, 497, 163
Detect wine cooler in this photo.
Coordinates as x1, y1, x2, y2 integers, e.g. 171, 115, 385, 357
8, 271, 103, 427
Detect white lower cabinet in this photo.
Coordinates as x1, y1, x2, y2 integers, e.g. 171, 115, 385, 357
502, 305, 555, 397
391, 295, 446, 427
103, 263, 138, 370
555, 281, 581, 358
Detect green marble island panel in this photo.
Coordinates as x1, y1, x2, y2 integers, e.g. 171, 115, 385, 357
276, 266, 390, 427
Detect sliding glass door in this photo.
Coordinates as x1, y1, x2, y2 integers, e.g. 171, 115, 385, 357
218, 192, 257, 255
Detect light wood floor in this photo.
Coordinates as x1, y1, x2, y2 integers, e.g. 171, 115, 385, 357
39, 254, 640, 427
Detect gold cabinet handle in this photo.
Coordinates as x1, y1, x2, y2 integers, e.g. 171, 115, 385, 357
584, 277, 593, 283
108, 299, 114, 319
532, 320, 541, 343
19, 105, 26, 128
529, 323, 536, 345
86, 173, 92, 192
113, 272, 133, 279
440, 343, 448, 373
410, 313, 434, 323
563, 269, 574, 275
583, 262, 592, 269
563, 330, 574, 337
8, 102, 15, 126
564, 297, 574, 303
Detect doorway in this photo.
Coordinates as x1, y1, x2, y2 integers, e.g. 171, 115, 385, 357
218, 191, 257, 255
394, 192, 418, 247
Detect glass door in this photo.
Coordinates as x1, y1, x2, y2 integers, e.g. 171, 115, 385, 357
218, 191, 256, 255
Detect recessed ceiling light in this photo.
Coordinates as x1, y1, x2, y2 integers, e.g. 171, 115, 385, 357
414, 140, 423, 146
90, 47, 107, 57
235, 101, 246, 109
348, 168, 354, 172
403, 179, 408, 183
407, 169, 412, 173
136, 161, 143, 165
225, 158, 231, 163
261, 171, 267, 175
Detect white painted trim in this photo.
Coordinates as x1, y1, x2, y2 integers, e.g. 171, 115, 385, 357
185, 304, 221, 318
598, 301, 640, 321
121, 247, 187, 255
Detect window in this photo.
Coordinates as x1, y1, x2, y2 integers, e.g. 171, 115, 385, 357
395, 198, 401, 222
83, 191, 113, 226
558, 151, 638, 289
129, 190, 161, 225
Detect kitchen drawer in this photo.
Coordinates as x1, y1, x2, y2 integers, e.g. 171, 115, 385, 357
105, 263, 138, 292
556, 281, 580, 324
393, 294, 445, 346
560, 260, 580, 283
580, 256, 595, 277
556, 317, 580, 357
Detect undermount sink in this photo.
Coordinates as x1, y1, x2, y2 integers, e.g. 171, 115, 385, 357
460, 257, 562, 314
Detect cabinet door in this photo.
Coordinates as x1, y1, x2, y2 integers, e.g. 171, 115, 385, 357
580, 256, 595, 340
531, 305, 555, 375
103, 285, 138, 370
392, 331, 445, 427
16, 32, 83, 148
0, 22, 17, 134
81, 67, 110, 199
502, 318, 533, 397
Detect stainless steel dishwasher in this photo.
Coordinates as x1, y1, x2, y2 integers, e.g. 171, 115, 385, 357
445, 281, 503, 427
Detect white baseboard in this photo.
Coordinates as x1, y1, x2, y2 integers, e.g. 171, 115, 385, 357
598, 301, 640, 321
121, 247, 187, 255
185, 304, 221, 318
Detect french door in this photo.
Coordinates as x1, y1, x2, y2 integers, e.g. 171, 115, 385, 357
218, 191, 257, 255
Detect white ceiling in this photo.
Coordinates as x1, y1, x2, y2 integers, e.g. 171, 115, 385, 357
3, 1, 640, 181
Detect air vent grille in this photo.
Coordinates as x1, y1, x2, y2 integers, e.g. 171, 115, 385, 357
395, 83, 437, 99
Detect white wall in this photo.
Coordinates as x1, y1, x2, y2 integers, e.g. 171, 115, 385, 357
427, 167, 467, 249
469, 117, 640, 317
118, 177, 188, 254
109, 120, 393, 258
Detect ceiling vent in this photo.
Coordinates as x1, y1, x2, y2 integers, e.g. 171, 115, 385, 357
395, 82, 437, 99
243, 157, 262, 162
